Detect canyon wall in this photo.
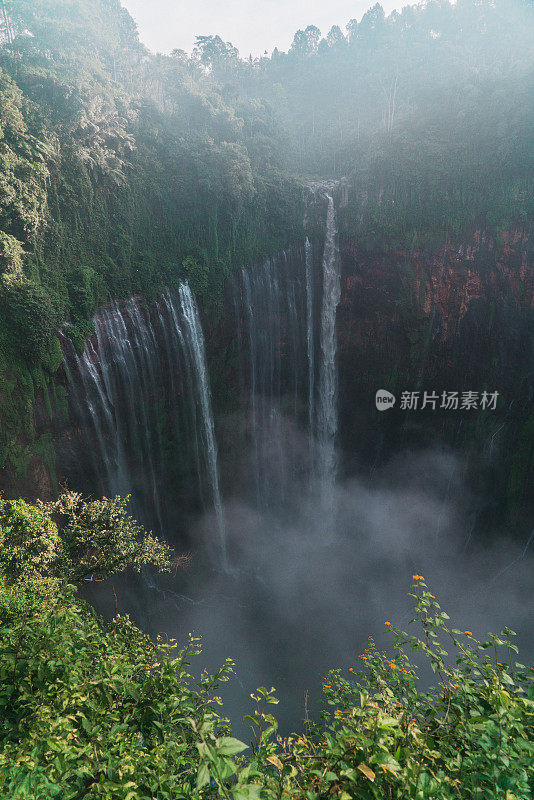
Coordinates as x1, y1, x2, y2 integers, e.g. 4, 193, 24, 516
2, 219, 532, 542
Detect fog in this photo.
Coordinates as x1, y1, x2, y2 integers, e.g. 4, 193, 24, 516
112, 427, 534, 735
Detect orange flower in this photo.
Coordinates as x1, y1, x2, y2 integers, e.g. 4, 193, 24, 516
360, 655, 367, 660
384, 621, 391, 626
464, 631, 473, 636
497, 662, 503, 667
454, 684, 459, 690
348, 667, 354, 672
430, 595, 436, 599
412, 574, 419, 580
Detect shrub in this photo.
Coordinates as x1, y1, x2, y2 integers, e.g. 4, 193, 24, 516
0, 495, 531, 799
41, 335, 63, 374
0, 497, 62, 579
237, 576, 534, 799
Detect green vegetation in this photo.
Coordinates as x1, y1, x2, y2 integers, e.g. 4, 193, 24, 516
0, 2, 531, 794
0, 499, 532, 798
0, 0, 304, 474
202, 0, 534, 248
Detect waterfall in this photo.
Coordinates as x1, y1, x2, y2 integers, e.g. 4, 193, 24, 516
62, 207, 338, 561
178, 283, 228, 569
305, 237, 314, 437
237, 206, 340, 529
239, 248, 308, 512
62, 287, 228, 567
62, 299, 166, 531
317, 194, 341, 530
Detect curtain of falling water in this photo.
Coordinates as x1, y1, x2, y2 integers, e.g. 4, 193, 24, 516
178, 283, 228, 569
238, 245, 311, 513
62, 299, 165, 532
305, 237, 315, 441
62, 288, 227, 563
63, 202, 338, 560
237, 197, 340, 533
316, 194, 341, 533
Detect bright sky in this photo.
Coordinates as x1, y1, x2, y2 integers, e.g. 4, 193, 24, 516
121, 0, 412, 57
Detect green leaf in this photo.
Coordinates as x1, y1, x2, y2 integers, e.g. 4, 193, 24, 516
217, 736, 248, 756
197, 762, 210, 789
373, 752, 401, 772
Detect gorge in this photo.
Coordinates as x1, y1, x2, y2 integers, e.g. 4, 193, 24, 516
0, 1, 532, 790
45, 186, 533, 730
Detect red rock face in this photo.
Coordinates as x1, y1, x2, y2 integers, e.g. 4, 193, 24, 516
338, 229, 530, 361
3, 230, 531, 539
336, 228, 533, 535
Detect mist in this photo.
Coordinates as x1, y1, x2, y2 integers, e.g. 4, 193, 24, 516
126, 428, 534, 734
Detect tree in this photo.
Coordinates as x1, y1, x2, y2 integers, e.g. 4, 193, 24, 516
326, 25, 346, 48
0, 492, 178, 583
290, 25, 321, 57
193, 34, 239, 72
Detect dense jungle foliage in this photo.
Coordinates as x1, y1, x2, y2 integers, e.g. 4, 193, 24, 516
197, 0, 534, 247
0, 3, 532, 796
0, 497, 532, 799
0, 0, 304, 476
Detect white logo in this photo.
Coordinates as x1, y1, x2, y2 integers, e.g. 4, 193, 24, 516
375, 389, 396, 410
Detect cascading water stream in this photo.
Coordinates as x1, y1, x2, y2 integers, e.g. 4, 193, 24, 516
237, 193, 340, 531
239, 249, 308, 512
62, 196, 339, 566
62, 288, 228, 567
317, 193, 341, 532
178, 283, 228, 570
305, 237, 314, 440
